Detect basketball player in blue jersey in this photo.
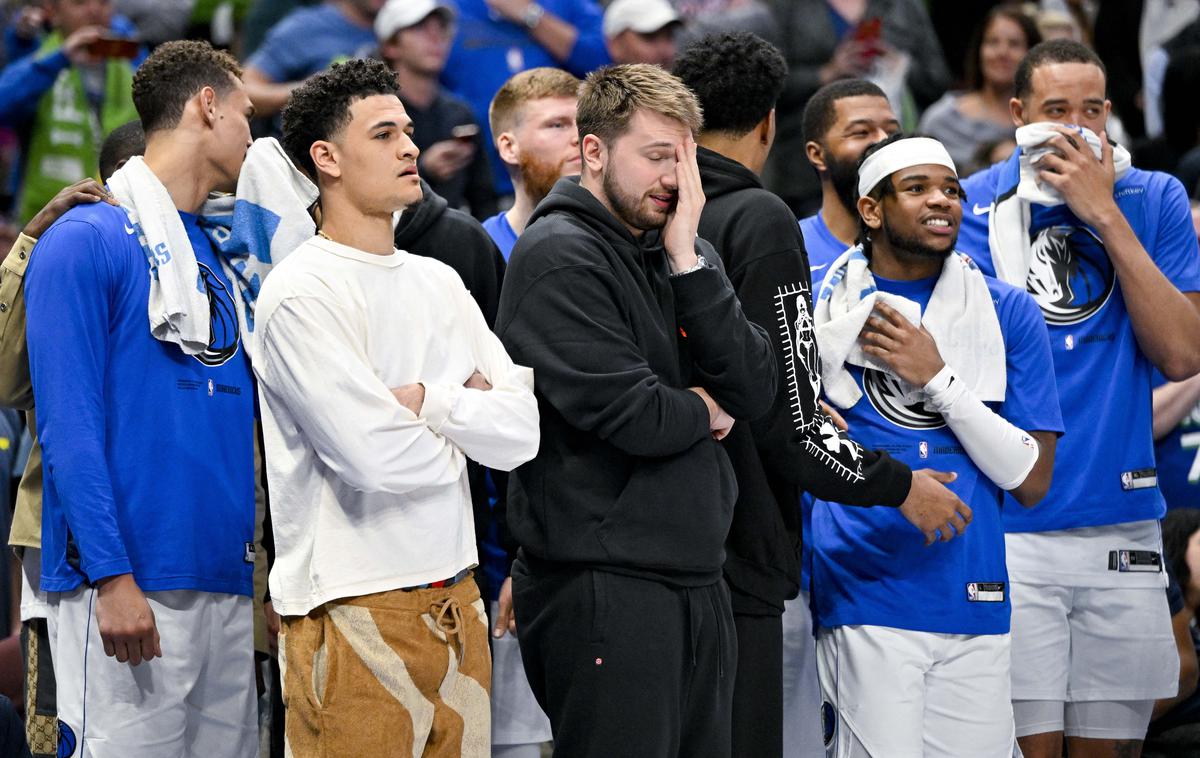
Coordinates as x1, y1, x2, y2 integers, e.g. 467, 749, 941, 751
957, 40, 1200, 758
810, 133, 1063, 758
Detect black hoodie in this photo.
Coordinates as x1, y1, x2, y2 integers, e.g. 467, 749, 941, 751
395, 180, 507, 327
496, 178, 777, 585
696, 146, 913, 615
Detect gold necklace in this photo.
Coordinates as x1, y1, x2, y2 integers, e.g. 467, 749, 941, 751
317, 229, 332, 241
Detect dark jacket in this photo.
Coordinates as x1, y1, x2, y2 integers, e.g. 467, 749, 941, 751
496, 178, 777, 585
697, 146, 912, 615
396, 180, 507, 327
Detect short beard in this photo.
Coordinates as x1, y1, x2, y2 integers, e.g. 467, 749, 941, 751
881, 214, 956, 260
602, 164, 668, 232
518, 151, 567, 206
825, 149, 861, 216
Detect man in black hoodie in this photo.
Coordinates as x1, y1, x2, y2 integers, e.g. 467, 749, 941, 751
674, 32, 974, 757
495, 63, 777, 758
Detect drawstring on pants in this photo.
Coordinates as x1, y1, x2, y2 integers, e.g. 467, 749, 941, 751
432, 596, 466, 668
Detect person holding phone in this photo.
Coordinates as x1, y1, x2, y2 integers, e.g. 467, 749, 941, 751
376, 0, 498, 219
0, 0, 145, 224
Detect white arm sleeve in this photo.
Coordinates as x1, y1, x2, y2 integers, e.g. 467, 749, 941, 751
923, 365, 1039, 491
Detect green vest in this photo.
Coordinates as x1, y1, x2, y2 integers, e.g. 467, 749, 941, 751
17, 33, 139, 223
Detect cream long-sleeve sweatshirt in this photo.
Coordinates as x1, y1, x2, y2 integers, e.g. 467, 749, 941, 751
254, 235, 539, 616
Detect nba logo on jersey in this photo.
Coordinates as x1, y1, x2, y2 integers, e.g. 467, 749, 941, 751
207, 379, 214, 397
1065, 334, 1075, 350
919, 441, 929, 459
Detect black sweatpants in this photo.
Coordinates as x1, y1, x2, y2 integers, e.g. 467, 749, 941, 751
512, 558, 737, 758
731, 613, 784, 757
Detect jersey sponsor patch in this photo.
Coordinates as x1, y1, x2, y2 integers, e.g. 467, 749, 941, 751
1108, 549, 1162, 573
1120, 468, 1158, 491
966, 582, 1005, 602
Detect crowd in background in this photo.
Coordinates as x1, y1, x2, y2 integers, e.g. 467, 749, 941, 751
4, 1, 1200, 757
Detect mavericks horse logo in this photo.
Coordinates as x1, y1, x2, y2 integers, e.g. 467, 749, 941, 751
864, 368, 945, 430
1026, 225, 1114, 325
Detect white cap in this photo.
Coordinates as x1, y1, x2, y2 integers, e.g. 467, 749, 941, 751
603, 0, 681, 38
375, 0, 456, 42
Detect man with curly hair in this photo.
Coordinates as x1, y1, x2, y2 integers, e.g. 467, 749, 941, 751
263, 58, 539, 756
23, 40, 258, 756
674, 33, 974, 756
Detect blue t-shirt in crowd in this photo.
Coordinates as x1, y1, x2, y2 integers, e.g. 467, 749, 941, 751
958, 153, 1200, 532
25, 203, 256, 596
1152, 370, 1200, 510
442, 0, 609, 193
811, 269, 1062, 635
797, 210, 854, 593
482, 211, 519, 262
246, 2, 376, 83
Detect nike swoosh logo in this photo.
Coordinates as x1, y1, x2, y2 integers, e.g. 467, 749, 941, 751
811, 263, 828, 271
973, 203, 991, 215
123, 224, 135, 235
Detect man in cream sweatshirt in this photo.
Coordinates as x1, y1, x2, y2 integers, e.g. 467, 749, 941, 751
255, 58, 540, 757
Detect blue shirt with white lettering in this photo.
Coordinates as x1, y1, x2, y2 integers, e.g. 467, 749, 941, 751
1152, 370, 1200, 510
958, 154, 1200, 532
26, 203, 256, 596
811, 270, 1062, 634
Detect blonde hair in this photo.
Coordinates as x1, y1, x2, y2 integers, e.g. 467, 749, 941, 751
577, 64, 703, 145
488, 67, 582, 136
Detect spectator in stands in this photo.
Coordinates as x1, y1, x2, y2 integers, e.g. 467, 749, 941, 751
763, 0, 950, 217
483, 67, 581, 259
242, 0, 382, 117
1148, 508, 1200, 755
376, 0, 497, 218
919, 4, 1040, 172
602, 0, 680, 67
672, 0, 777, 48
441, 0, 608, 194
0, 0, 144, 223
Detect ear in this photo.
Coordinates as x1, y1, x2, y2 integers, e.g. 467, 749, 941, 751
496, 131, 519, 167
1010, 96, 1026, 128
310, 140, 341, 181
757, 108, 775, 146
1103, 99, 1112, 121
805, 140, 827, 173
198, 86, 219, 128
857, 194, 883, 231
581, 133, 605, 174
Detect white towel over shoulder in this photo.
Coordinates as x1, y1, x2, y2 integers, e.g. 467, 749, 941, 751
813, 245, 1006, 410
107, 156, 210, 355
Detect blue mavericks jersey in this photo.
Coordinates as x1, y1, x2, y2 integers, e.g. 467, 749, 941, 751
958, 154, 1200, 532
26, 203, 256, 596
811, 271, 1062, 634
482, 211, 519, 263
1152, 370, 1200, 510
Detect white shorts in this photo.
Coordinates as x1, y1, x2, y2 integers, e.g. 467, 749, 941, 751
48, 586, 257, 758
489, 600, 551, 747
817, 625, 1016, 758
1009, 580, 1177, 703
782, 591, 826, 758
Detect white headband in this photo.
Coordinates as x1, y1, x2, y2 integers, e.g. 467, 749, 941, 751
857, 137, 957, 198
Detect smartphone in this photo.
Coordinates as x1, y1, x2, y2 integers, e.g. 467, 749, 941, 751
87, 36, 139, 60
851, 18, 884, 61
451, 124, 480, 143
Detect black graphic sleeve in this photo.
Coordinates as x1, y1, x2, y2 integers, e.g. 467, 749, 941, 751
728, 244, 912, 507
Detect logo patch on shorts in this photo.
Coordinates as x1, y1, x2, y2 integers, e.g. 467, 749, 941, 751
966, 582, 1005, 602
57, 720, 77, 757
821, 701, 837, 747
1108, 550, 1162, 573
